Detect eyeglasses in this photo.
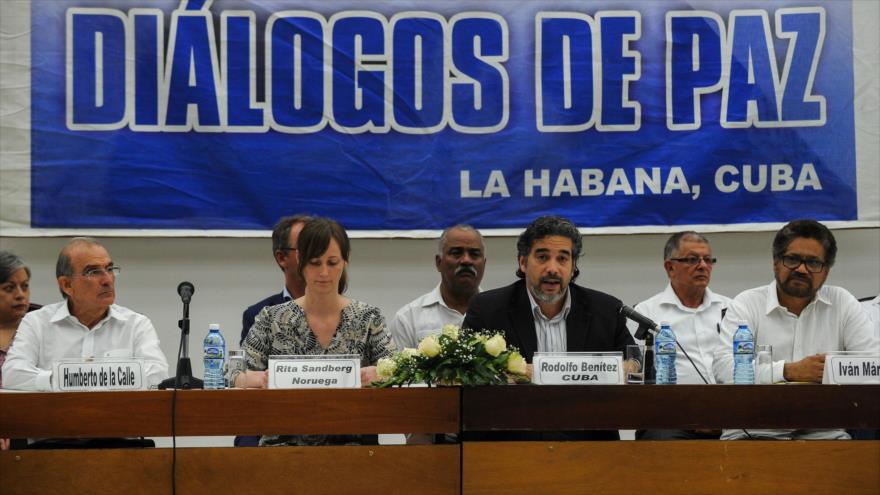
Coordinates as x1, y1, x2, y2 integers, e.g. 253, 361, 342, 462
779, 255, 826, 273
669, 256, 717, 266
279, 247, 297, 253
79, 266, 121, 279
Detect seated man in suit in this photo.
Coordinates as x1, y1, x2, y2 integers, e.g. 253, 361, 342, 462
241, 214, 313, 345
462, 215, 634, 440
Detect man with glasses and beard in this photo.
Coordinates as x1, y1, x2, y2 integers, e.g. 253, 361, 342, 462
462, 216, 634, 441
714, 220, 878, 440
389, 225, 486, 349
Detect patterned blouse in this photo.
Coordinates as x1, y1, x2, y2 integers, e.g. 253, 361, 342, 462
242, 299, 396, 447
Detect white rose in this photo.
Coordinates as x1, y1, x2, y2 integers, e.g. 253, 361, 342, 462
441, 324, 460, 340
418, 335, 441, 358
484, 334, 507, 357
506, 351, 527, 375
376, 358, 397, 380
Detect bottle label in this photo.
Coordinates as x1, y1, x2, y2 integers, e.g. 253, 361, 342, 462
205, 346, 224, 359
734, 341, 754, 354
656, 342, 676, 354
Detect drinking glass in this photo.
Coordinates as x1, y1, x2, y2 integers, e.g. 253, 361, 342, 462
625, 344, 646, 384
755, 344, 773, 384
226, 349, 247, 389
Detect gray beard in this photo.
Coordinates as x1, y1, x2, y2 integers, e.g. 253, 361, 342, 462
531, 284, 567, 304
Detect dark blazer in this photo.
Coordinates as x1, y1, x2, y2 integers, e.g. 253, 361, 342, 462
462, 279, 633, 442
462, 279, 634, 362
241, 292, 288, 346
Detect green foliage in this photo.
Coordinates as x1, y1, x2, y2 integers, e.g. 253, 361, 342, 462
373, 327, 528, 387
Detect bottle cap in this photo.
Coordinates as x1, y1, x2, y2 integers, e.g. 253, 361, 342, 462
659, 320, 670, 327
209, 323, 220, 330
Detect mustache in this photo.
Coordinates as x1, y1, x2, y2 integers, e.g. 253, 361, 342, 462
455, 265, 478, 277
540, 276, 562, 284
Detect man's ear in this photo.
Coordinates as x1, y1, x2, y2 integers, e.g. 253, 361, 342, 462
435, 254, 442, 271
274, 250, 287, 271
58, 276, 73, 298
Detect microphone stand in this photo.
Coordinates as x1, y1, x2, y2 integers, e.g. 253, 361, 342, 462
635, 323, 656, 384
159, 297, 203, 389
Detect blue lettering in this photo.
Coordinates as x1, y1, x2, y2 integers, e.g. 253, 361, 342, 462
666, 13, 723, 130
331, 15, 387, 132
223, 13, 264, 128
722, 11, 780, 126
267, 13, 326, 131
68, 10, 127, 128
450, 15, 508, 131
165, 12, 222, 128
536, 15, 595, 131
132, 11, 162, 127
777, 9, 825, 123
598, 13, 640, 130
391, 15, 445, 132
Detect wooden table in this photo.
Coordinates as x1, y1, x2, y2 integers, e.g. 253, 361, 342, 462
0, 388, 460, 495
1, 385, 877, 494
461, 385, 880, 495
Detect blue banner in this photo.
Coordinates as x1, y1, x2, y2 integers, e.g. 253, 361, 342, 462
30, 0, 856, 230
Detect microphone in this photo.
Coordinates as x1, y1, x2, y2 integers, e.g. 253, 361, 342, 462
619, 304, 658, 339
177, 281, 194, 304
619, 303, 712, 386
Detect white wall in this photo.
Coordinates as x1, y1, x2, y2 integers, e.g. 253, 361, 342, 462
2, 228, 878, 380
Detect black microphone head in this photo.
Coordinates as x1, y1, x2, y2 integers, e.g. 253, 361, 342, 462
177, 281, 194, 302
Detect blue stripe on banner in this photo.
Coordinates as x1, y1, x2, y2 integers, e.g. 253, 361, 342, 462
30, 0, 856, 230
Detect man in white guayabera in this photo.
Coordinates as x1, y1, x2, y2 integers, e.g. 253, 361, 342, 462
2, 237, 168, 391
714, 220, 878, 440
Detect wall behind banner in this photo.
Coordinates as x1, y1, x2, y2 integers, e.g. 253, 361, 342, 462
1, 228, 878, 381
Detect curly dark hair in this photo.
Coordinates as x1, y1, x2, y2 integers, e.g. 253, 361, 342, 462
515, 215, 582, 280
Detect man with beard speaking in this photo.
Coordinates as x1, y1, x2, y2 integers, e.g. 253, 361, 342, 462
714, 219, 878, 440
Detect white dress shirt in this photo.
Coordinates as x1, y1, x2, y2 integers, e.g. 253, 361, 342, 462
527, 287, 572, 353
2, 301, 169, 391
389, 285, 469, 349
862, 295, 880, 339
714, 281, 878, 440
633, 284, 730, 384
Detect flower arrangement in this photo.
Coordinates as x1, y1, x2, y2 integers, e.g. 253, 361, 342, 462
373, 324, 530, 387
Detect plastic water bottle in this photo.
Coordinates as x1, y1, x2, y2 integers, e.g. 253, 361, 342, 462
733, 324, 755, 384
654, 322, 677, 384
203, 323, 226, 389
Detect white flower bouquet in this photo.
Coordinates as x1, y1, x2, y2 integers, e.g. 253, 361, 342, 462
373, 324, 530, 387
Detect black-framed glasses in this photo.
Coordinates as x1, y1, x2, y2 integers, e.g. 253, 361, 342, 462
80, 266, 121, 279
669, 256, 717, 266
779, 255, 826, 273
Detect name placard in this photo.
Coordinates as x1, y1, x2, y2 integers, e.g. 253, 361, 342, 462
268, 355, 360, 389
53, 358, 146, 391
532, 352, 624, 385
823, 352, 880, 384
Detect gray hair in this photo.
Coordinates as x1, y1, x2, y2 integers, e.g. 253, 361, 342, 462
438, 224, 483, 255
55, 237, 102, 298
663, 231, 710, 260
0, 250, 30, 283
